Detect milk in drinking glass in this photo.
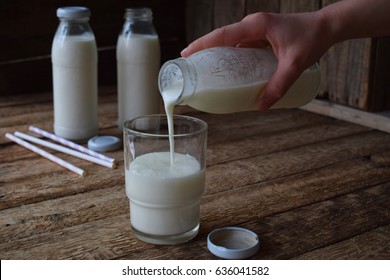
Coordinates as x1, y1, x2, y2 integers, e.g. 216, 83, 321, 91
123, 115, 207, 245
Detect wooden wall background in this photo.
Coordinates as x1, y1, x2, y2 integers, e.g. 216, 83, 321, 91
186, 0, 390, 112
1, 0, 389, 112
0, 0, 186, 95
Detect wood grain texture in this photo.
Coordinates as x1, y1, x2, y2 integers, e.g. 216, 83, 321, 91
1, 87, 389, 259
319, 0, 390, 111
246, 0, 279, 14
295, 224, 390, 259
213, 0, 246, 28
369, 37, 390, 111
185, 0, 214, 43
280, 0, 320, 13
302, 99, 390, 133
319, 38, 372, 109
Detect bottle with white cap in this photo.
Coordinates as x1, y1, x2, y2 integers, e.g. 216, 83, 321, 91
52, 6, 98, 141
116, 7, 161, 130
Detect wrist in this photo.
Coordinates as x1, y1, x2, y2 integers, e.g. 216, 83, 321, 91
317, 2, 348, 45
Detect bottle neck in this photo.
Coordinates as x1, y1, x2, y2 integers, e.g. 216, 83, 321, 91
121, 8, 156, 36
56, 19, 94, 37
124, 7, 153, 21
59, 17, 90, 23
158, 58, 197, 106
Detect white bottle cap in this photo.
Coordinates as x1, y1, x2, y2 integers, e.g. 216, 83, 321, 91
88, 136, 122, 152
207, 227, 260, 259
57, 7, 91, 19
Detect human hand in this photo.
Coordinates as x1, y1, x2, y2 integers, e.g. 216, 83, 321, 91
181, 12, 333, 111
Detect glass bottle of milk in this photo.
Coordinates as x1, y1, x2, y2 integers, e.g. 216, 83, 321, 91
116, 8, 161, 130
158, 47, 321, 114
52, 6, 98, 141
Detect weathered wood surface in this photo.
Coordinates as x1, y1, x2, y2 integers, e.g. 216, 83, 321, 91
302, 99, 390, 133
279, 0, 320, 13
0, 87, 390, 259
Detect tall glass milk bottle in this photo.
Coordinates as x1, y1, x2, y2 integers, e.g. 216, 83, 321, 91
116, 8, 161, 130
158, 47, 321, 113
52, 6, 98, 141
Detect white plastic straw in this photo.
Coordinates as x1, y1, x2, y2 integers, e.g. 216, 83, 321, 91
5, 133, 86, 176
14, 131, 116, 169
29, 125, 116, 163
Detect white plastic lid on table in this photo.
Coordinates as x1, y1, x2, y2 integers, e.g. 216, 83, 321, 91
88, 136, 122, 152
207, 227, 260, 259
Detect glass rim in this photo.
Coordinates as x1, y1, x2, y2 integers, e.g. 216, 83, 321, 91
123, 114, 208, 138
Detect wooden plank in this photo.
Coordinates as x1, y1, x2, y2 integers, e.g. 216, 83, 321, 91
1, 90, 390, 260
319, 38, 372, 109
0, 185, 128, 243
0, 116, 118, 146
369, 36, 390, 111
245, 0, 279, 14
202, 160, 390, 232
1, 91, 387, 202
204, 130, 390, 194
295, 224, 390, 259
185, 0, 214, 44
205, 119, 367, 165
185, 0, 279, 44
0, 155, 125, 210
280, 0, 320, 13
1, 158, 389, 259
275, 0, 390, 111
0, 101, 120, 145
200, 109, 368, 147
0, 213, 134, 260
251, 184, 390, 259
213, 0, 246, 28
301, 99, 390, 133
2, 115, 389, 211
319, 0, 380, 111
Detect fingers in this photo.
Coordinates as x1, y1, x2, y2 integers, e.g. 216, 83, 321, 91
181, 23, 240, 57
181, 18, 266, 57
181, 11, 308, 111
257, 62, 302, 111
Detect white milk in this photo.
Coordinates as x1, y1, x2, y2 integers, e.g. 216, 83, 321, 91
52, 35, 98, 140
125, 152, 205, 236
177, 68, 318, 114
116, 34, 161, 130
161, 87, 177, 164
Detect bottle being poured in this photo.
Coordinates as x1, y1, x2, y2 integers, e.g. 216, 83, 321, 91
159, 47, 320, 164
159, 46, 320, 112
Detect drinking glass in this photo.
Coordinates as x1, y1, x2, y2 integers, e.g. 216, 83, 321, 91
123, 114, 207, 245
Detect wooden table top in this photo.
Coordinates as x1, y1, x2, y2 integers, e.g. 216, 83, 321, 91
1, 86, 389, 260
